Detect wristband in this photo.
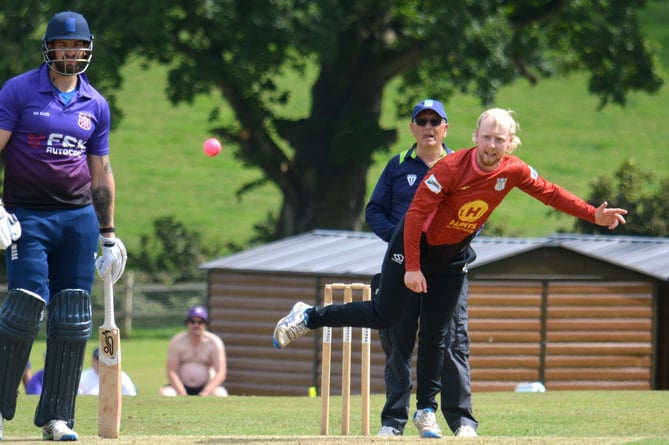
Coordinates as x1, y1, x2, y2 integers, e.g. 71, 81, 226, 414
100, 227, 116, 234
100, 234, 116, 247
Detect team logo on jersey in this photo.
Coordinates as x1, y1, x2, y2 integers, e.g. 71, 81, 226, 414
458, 200, 489, 223
391, 253, 404, 265
529, 165, 538, 180
28, 134, 46, 148
45, 133, 86, 157
407, 174, 417, 186
78, 113, 92, 131
494, 178, 508, 191
425, 174, 442, 194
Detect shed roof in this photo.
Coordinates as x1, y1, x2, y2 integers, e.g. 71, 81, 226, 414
201, 230, 669, 282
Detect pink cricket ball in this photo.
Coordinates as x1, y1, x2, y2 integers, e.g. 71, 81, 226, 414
203, 138, 222, 157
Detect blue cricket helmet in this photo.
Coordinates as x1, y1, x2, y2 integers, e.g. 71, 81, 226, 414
42, 11, 94, 76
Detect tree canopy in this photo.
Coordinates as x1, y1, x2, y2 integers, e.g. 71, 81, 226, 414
1, 0, 664, 241
574, 160, 669, 236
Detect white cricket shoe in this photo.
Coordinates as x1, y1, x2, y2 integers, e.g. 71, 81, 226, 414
413, 408, 442, 438
1, 412, 4, 440
273, 301, 312, 349
42, 420, 78, 441
377, 425, 402, 436
455, 424, 478, 437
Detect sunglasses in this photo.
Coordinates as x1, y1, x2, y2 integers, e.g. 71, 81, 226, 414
414, 117, 444, 127
187, 318, 206, 325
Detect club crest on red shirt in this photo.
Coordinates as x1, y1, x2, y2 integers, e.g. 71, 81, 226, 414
495, 178, 508, 191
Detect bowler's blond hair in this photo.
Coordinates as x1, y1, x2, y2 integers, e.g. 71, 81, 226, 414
472, 108, 522, 153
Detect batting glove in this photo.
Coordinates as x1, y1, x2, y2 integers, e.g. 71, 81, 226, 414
0, 200, 21, 249
96, 235, 128, 284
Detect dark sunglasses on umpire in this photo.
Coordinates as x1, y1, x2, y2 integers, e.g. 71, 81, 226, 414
414, 117, 444, 127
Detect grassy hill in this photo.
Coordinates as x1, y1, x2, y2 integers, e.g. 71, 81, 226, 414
110, 1, 668, 255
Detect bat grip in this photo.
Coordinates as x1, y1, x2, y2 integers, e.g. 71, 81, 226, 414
103, 273, 117, 329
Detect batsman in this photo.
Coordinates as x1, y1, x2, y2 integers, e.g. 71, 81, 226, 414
0, 11, 126, 441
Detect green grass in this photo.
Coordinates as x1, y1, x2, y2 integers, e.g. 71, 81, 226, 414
108, 0, 669, 255
9, 390, 669, 442
110, 62, 280, 254
18, 338, 668, 443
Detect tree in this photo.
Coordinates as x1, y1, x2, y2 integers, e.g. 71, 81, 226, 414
573, 160, 669, 236
2, 0, 664, 241
131, 216, 220, 283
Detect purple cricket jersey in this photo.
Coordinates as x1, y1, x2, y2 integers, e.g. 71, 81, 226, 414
0, 63, 110, 209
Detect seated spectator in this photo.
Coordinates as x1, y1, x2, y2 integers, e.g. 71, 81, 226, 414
159, 305, 228, 397
79, 347, 138, 396
26, 361, 44, 396
23, 360, 33, 394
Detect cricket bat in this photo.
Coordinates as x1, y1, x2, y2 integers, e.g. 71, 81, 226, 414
98, 273, 122, 438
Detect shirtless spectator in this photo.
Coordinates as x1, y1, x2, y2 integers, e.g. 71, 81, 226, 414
159, 305, 229, 397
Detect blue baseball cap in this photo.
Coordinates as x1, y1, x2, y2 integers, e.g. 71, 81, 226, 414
412, 99, 448, 121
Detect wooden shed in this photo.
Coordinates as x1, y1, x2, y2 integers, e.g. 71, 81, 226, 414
201, 231, 669, 396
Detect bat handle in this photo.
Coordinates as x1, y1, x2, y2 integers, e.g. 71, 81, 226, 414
103, 273, 117, 329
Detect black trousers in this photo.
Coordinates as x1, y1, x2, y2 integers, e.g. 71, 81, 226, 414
378, 276, 478, 433
308, 219, 477, 426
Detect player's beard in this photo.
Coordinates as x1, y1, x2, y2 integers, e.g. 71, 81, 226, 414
52, 59, 84, 75
476, 148, 503, 171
